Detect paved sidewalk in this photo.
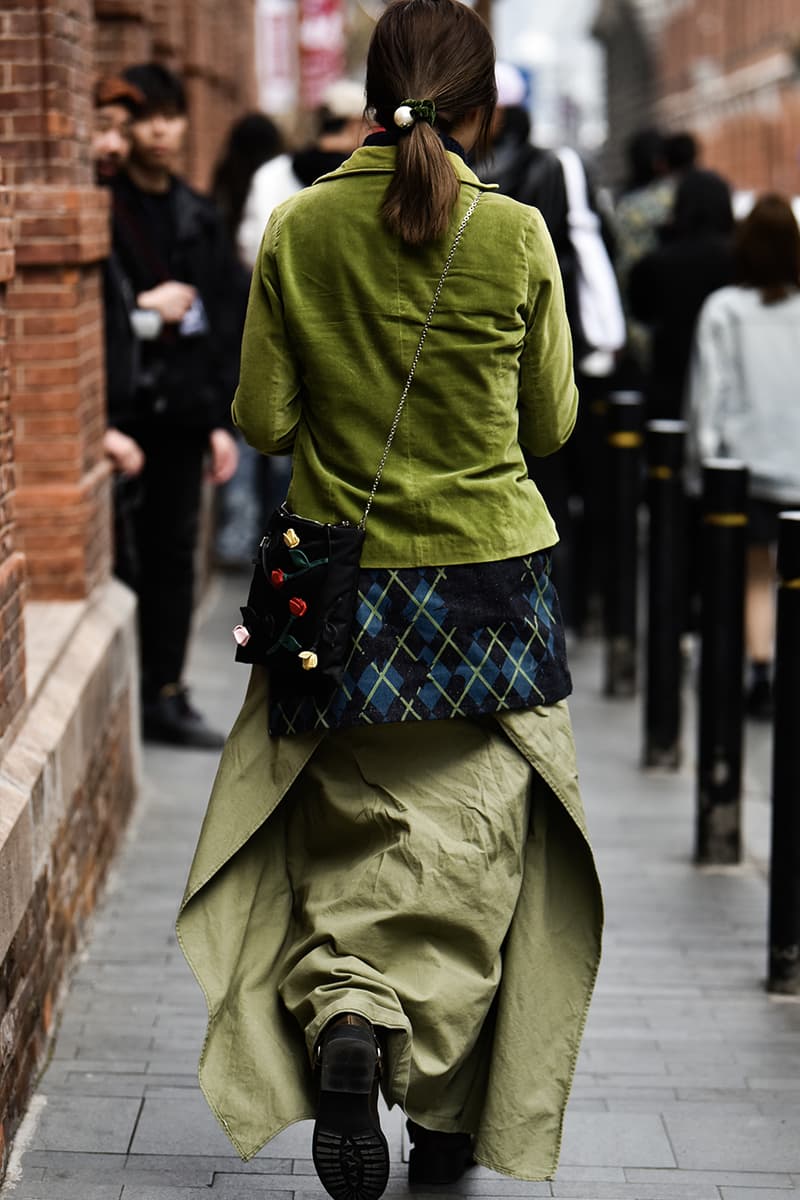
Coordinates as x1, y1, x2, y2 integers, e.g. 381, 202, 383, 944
2, 574, 799, 1200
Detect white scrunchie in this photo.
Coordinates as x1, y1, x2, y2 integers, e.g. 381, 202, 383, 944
393, 104, 415, 129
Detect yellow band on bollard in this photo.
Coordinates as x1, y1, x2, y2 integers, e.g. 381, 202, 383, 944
703, 513, 747, 527
781, 577, 800, 590
608, 432, 643, 448
648, 465, 673, 480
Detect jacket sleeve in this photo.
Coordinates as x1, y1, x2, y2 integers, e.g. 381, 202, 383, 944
232, 210, 302, 454
517, 209, 579, 456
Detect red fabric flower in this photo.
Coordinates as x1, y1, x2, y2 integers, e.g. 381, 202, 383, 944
288, 596, 308, 617
270, 569, 285, 588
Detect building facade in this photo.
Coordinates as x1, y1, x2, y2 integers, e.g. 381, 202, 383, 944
595, 0, 800, 195
0, 0, 256, 1178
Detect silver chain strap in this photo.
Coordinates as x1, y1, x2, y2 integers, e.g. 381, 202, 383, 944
359, 190, 481, 530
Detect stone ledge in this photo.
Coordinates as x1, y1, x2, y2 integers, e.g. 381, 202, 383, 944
0, 577, 140, 963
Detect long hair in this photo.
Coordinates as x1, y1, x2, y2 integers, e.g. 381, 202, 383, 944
735, 193, 800, 305
212, 113, 284, 243
366, 0, 496, 246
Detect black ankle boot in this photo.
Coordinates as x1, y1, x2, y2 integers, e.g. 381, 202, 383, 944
312, 1014, 389, 1200
407, 1117, 475, 1185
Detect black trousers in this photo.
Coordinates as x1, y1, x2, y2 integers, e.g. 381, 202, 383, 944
115, 425, 208, 698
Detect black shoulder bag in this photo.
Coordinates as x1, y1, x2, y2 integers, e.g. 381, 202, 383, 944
233, 192, 480, 703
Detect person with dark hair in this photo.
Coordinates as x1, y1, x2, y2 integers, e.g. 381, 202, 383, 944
93, 77, 148, 479
614, 128, 675, 377
629, 166, 735, 419
177, 3, 601, 1198
109, 62, 239, 748
211, 111, 284, 247
686, 194, 800, 717
210, 112, 286, 568
237, 79, 368, 266
664, 130, 698, 174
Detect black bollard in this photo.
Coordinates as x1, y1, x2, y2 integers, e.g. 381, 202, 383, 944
695, 459, 748, 866
604, 391, 644, 697
768, 511, 800, 994
643, 420, 687, 769
583, 392, 610, 635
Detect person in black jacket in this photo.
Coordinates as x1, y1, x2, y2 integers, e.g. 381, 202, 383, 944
93, 77, 148, 481
110, 63, 239, 748
629, 167, 735, 420
476, 63, 618, 632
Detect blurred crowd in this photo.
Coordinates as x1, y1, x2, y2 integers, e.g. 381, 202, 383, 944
93, 58, 800, 747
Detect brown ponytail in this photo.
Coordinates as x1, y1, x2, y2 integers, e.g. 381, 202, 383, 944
366, 0, 496, 246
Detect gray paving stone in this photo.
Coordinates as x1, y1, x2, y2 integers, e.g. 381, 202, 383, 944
746, 1079, 800, 1092
553, 1167, 627, 1183
12, 1180, 124, 1199
719, 1192, 800, 1200
20, 1152, 126, 1171
624, 1170, 794, 1188
45, 1076, 149, 1099
32, 1096, 142, 1154
127, 1095, 241, 1158
119, 1191, 282, 1200
125, 1154, 292, 1175
559, 1113, 676, 1168
550, 1184, 720, 1199
664, 1114, 800, 1172
43, 1059, 149, 1076
129, 1102, 401, 1162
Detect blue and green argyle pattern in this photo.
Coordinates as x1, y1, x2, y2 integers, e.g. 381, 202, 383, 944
268, 549, 571, 735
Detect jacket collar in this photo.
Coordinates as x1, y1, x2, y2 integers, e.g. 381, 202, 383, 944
311, 144, 498, 192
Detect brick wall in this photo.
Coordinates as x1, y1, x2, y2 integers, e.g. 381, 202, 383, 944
655, 0, 800, 195
1, 0, 111, 601
0, 178, 25, 757
596, 0, 800, 196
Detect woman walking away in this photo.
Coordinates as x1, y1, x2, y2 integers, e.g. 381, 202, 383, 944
686, 194, 800, 719
177, 3, 602, 1198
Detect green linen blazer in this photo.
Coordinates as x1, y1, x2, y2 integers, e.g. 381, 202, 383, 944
233, 145, 578, 568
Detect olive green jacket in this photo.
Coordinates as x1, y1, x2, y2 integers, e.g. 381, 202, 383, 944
233, 146, 578, 567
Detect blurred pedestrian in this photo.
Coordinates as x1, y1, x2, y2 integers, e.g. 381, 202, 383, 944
629, 166, 735, 420
614, 128, 697, 379
664, 130, 698, 176
178, 3, 601, 1198
686, 194, 800, 718
93, 77, 147, 481
212, 112, 284, 249
111, 62, 239, 748
476, 61, 624, 631
237, 79, 369, 267
210, 112, 286, 568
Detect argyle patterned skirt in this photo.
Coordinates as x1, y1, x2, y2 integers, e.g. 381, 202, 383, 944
268, 549, 571, 735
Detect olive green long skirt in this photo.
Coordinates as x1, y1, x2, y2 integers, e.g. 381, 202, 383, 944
177, 667, 602, 1181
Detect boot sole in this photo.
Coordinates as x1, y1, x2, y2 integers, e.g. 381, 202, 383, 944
312, 1035, 389, 1200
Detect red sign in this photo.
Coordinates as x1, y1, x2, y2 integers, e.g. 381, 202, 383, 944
299, 0, 346, 109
